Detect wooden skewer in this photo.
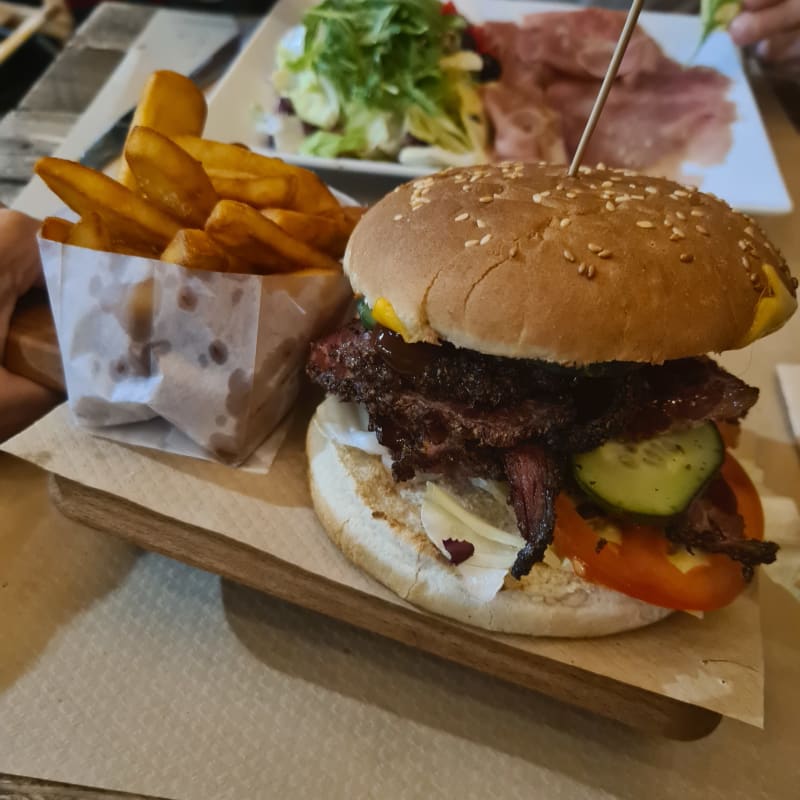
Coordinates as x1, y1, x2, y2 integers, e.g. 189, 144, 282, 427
567, 0, 645, 176
0, 1, 59, 68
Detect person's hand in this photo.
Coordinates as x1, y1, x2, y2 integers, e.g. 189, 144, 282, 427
729, 0, 800, 62
0, 208, 60, 440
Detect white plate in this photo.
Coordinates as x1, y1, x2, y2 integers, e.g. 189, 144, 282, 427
205, 0, 791, 214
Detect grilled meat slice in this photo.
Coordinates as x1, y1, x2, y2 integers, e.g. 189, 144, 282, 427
667, 476, 778, 579
504, 444, 564, 578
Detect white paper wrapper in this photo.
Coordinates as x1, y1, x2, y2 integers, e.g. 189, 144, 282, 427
40, 236, 351, 465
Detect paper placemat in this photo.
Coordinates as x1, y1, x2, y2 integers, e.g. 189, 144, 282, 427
1, 452, 799, 800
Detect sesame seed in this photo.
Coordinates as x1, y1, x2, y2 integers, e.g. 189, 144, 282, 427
615, 195, 630, 203
601, 180, 613, 188
563, 249, 576, 262
645, 186, 658, 194
464, 239, 479, 248
669, 233, 681, 242
509, 244, 519, 257
532, 194, 542, 203
479, 195, 492, 204
680, 253, 694, 263
696, 225, 709, 235
560, 218, 571, 228
742, 256, 750, 268
480, 233, 492, 245
690, 209, 705, 217
587, 265, 596, 279
631, 194, 645, 200
636, 220, 655, 229
745, 225, 755, 236
540, 190, 551, 197
598, 249, 612, 259
663, 217, 673, 226
606, 201, 615, 211
628, 183, 637, 189
566, 192, 577, 199
454, 212, 469, 222
476, 219, 487, 229
749, 272, 759, 283
672, 227, 685, 238
587, 243, 602, 253
675, 211, 686, 220
462, 185, 471, 192
577, 263, 586, 275
738, 240, 748, 250
674, 189, 689, 197
596, 162, 607, 170
393, 214, 403, 221
556, 183, 565, 190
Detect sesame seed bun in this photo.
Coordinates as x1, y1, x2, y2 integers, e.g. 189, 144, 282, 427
344, 163, 795, 365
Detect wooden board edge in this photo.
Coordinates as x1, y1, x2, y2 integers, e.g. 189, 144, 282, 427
49, 474, 722, 740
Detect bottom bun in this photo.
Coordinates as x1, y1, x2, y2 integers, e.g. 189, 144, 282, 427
307, 399, 673, 637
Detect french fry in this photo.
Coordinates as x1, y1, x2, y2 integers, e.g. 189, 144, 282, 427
125, 126, 218, 228
66, 212, 113, 252
210, 174, 296, 208
161, 229, 231, 273
35, 157, 181, 250
323, 205, 369, 228
205, 200, 341, 274
172, 136, 340, 214
261, 208, 349, 258
118, 71, 207, 189
40, 216, 74, 243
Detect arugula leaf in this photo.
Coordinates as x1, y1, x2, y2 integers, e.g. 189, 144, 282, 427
698, 0, 742, 49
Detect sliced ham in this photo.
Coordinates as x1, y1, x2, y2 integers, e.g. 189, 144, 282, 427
475, 9, 735, 173
546, 68, 735, 171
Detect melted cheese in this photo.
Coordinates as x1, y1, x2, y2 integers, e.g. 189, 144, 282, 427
737, 264, 797, 347
372, 297, 409, 339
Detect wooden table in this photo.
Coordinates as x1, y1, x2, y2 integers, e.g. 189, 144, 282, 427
1, 4, 799, 799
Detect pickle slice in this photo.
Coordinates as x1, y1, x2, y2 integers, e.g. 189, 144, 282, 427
572, 423, 725, 519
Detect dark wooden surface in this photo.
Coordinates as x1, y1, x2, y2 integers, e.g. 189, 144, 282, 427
1, 4, 172, 797
0, 2, 154, 206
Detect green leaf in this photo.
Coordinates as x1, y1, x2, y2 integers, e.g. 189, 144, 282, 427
698, 0, 742, 49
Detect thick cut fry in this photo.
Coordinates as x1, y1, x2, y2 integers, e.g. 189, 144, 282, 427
118, 71, 207, 189
261, 208, 350, 258
39, 216, 74, 243
35, 157, 181, 250
161, 229, 231, 273
172, 136, 340, 214
205, 200, 341, 274
210, 174, 296, 208
206, 168, 259, 181
125, 127, 218, 228
322, 205, 368, 228
66, 212, 113, 252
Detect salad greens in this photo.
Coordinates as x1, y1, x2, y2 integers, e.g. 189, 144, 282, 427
698, 0, 742, 50
271, 0, 487, 164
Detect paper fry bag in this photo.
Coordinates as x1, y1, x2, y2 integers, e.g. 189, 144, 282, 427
40, 237, 351, 464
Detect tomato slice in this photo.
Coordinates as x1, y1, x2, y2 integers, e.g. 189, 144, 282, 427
551, 454, 764, 611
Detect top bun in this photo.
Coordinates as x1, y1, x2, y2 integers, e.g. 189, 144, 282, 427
344, 162, 794, 364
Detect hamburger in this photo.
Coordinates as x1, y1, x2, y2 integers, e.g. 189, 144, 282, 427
305, 162, 797, 637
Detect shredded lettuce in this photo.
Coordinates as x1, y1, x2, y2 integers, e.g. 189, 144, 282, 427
272, 0, 487, 162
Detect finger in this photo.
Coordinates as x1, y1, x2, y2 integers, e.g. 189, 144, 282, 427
729, 0, 800, 45
740, 0, 784, 10
0, 368, 60, 441
0, 209, 43, 296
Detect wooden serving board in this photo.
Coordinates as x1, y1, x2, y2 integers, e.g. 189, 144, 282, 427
5, 290, 64, 392
48, 473, 722, 740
